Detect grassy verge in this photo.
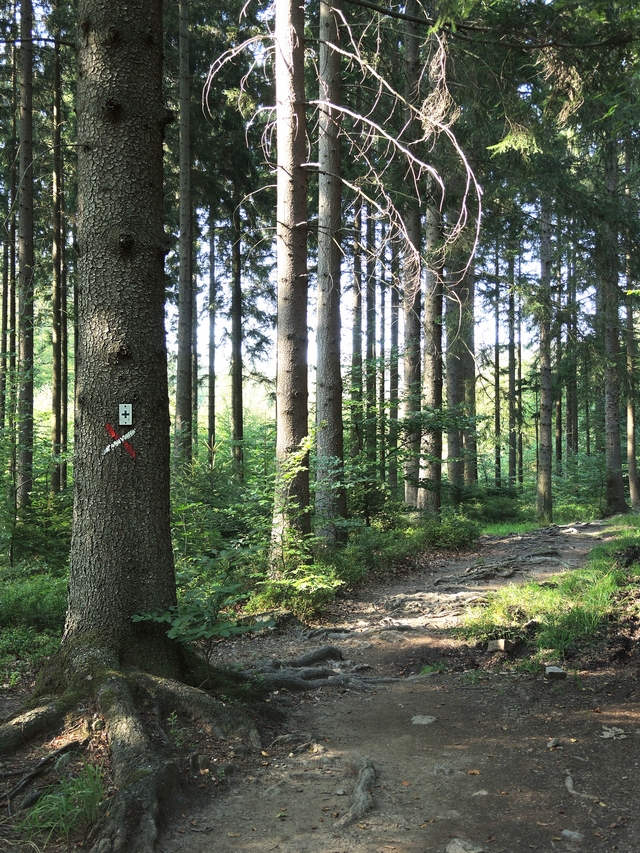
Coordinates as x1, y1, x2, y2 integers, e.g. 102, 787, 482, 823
458, 517, 640, 667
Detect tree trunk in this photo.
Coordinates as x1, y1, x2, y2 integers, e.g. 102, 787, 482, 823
461, 271, 477, 485
65, 0, 178, 670
378, 226, 387, 482
315, 0, 347, 541
507, 255, 516, 486
350, 199, 363, 458
51, 36, 63, 494
17, 0, 34, 511
537, 200, 553, 523
418, 201, 443, 514
174, 0, 192, 465
271, 0, 310, 556
230, 203, 244, 477
599, 141, 627, 515
365, 205, 377, 478
388, 235, 399, 495
493, 251, 501, 488
208, 212, 216, 467
446, 271, 464, 501
402, 0, 421, 508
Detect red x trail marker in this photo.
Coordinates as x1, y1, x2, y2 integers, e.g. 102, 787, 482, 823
103, 423, 136, 459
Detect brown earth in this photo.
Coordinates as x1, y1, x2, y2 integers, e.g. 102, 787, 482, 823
2, 520, 640, 853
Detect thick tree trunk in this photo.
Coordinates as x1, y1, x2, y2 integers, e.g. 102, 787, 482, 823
537, 200, 553, 523
315, 0, 347, 541
493, 251, 501, 488
230, 203, 244, 477
65, 0, 178, 671
272, 0, 310, 554
17, 0, 34, 511
174, 0, 192, 465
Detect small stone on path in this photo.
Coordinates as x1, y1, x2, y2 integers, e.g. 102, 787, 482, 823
446, 839, 485, 853
545, 666, 567, 680
411, 715, 437, 725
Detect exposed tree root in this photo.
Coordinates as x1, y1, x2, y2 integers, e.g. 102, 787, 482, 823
0, 664, 263, 853
0, 694, 76, 754
334, 757, 376, 827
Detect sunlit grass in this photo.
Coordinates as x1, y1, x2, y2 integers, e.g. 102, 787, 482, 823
459, 525, 640, 661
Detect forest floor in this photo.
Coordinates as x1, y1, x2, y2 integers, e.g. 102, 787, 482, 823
2, 519, 640, 853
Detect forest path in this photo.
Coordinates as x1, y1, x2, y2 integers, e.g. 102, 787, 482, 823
158, 520, 640, 853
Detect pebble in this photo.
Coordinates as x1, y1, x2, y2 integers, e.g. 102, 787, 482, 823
446, 839, 485, 853
411, 715, 437, 725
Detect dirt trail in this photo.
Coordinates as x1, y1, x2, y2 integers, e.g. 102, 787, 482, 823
156, 521, 640, 853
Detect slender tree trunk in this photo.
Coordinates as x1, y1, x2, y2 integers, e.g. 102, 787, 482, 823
315, 0, 346, 539
51, 36, 63, 494
418, 202, 443, 513
446, 270, 464, 501
599, 141, 627, 514
388, 235, 399, 495
624, 142, 639, 507
230, 203, 244, 477
350, 199, 363, 458
207, 213, 216, 467
461, 270, 477, 485
403, 0, 421, 507
174, 0, 192, 465
493, 251, 501, 488
378, 227, 387, 482
191, 255, 198, 458
566, 249, 578, 459
537, 199, 553, 522
272, 0, 310, 556
365, 205, 376, 476
0, 201, 8, 430
508, 255, 516, 486
17, 0, 34, 511
517, 290, 523, 485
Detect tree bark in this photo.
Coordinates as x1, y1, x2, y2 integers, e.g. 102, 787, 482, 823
230, 203, 244, 477
65, 0, 178, 671
537, 200, 553, 523
388, 235, 400, 495
51, 35, 63, 494
272, 0, 310, 555
507, 255, 516, 486
17, 0, 34, 511
598, 141, 627, 515
208, 212, 216, 467
350, 199, 363, 458
446, 271, 465, 501
493, 250, 501, 488
418, 201, 443, 514
174, 0, 192, 465
315, 0, 347, 541
402, 0, 421, 508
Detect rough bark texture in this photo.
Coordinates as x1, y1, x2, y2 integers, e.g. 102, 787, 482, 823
272, 0, 310, 550
508, 257, 517, 485
388, 237, 400, 495
445, 271, 465, 500
350, 200, 363, 458
174, 0, 192, 465
315, 0, 347, 541
537, 202, 553, 523
66, 0, 177, 670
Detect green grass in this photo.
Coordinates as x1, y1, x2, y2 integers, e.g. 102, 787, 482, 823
458, 522, 640, 662
481, 521, 540, 536
19, 763, 104, 844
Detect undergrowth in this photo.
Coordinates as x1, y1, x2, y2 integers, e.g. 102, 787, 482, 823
458, 519, 640, 663
19, 763, 104, 844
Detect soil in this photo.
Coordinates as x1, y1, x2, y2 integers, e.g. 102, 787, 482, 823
2, 520, 640, 853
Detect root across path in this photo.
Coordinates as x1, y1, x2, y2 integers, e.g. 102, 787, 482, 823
2, 520, 640, 853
